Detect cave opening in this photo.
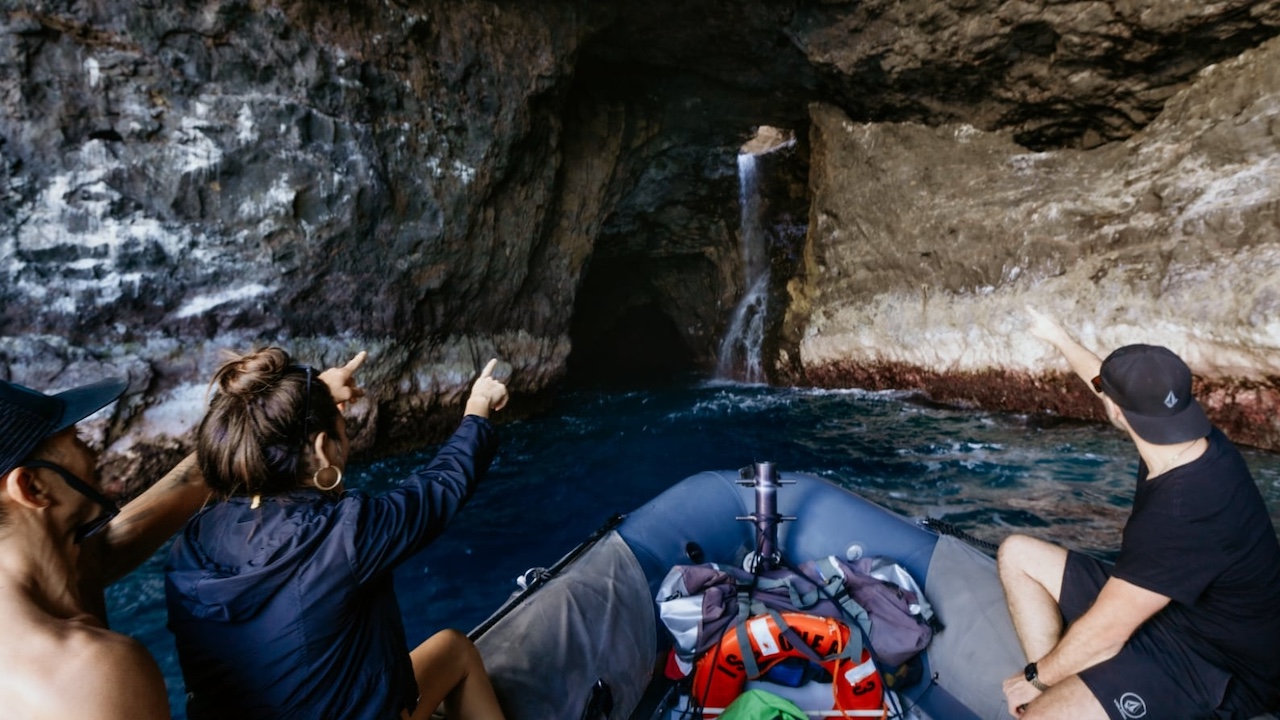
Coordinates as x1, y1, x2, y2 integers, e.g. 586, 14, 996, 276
566, 301, 694, 387
562, 229, 722, 388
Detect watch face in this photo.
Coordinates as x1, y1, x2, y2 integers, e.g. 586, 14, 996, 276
1024, 662, 1037, 681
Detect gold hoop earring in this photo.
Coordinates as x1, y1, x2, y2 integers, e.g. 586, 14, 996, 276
313, 465, 342, 492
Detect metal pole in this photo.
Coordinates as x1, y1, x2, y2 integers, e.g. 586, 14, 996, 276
737, 462, 794, 572
753, 461, 780, 570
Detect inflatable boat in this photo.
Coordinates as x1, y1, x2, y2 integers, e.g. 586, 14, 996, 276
470, 464, 1026, 719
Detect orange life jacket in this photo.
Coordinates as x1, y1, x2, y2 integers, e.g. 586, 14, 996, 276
690, 611, 886, 718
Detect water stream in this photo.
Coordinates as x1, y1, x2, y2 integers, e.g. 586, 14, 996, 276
715, 152, 769, 383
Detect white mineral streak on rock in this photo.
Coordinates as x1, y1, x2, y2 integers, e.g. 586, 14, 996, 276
174, 284, 275, 318
84, 57, 100, 89
239, 175, 298, 220
12, 141, 186, 312
451, 160, 476, 185
236, 103, 258, 144
174, 104, 223, 175
109, 382, 208, 453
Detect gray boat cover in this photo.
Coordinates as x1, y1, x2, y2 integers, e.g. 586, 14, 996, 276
924, 535, 1024, 720
475, 531, 656, 719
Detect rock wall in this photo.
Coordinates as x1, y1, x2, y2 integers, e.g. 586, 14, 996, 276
791, 36, 1280, 448
786, 0, 1280, 148
591, 0, 1280, 148
6, 0, 1280, 487
1, 1, 597, 485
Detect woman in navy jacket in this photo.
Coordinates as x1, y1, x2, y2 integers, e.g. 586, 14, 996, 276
165, 349, 507, 720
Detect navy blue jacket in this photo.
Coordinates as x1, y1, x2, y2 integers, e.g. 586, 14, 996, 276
165, 415, 497, 720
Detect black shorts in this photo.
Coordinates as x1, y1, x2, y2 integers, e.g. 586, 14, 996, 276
1059, 551, 1235, 720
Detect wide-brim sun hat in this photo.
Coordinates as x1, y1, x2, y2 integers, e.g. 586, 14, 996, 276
0, 377, 128, 477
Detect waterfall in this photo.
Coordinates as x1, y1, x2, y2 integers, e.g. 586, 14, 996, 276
716, 152, 769, 383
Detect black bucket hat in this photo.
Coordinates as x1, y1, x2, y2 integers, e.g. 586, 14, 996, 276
0, 378, 128, 478
1096, 344, 1212, 445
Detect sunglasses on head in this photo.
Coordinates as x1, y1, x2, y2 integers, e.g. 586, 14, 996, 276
290, 365, 314, 453
22, 459, 120, 543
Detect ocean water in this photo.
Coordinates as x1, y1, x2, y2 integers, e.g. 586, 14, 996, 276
107, 382, 1280, 717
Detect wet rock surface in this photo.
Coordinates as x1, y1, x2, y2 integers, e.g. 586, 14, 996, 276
3, 1, 595, 484
4, 0, 1280, 487
794, 36, 1280, 448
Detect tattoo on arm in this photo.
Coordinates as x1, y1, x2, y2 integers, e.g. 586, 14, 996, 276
97, 453, 210, 585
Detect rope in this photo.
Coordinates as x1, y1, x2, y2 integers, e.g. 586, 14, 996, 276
920, 517, 1000, 554
467, 513, 624, 641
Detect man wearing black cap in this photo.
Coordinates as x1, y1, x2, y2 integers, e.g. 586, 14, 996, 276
0, 376, 210, 718
999, 309, 1280, 720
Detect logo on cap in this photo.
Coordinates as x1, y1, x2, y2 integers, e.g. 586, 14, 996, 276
1164, 391, 1178, 409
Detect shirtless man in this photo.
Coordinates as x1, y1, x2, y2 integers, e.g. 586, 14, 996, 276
1000, 309, 1280, 719
0, 376, 211, 719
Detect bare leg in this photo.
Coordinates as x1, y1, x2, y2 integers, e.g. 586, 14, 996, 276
407, 629, 505, 720
1021, 675, 1108, 720
998, 534, 1069, 662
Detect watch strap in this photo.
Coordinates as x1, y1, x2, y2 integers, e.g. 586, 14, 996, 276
1024, 661, 1050, 692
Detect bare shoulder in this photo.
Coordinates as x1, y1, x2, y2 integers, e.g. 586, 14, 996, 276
58, 625, 171, 720
0, 619, 170, 720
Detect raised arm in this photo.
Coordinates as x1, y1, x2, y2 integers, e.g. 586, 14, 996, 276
1026, 306, 1104, 391
93, 453, 210, 586
347, 358, 507, 582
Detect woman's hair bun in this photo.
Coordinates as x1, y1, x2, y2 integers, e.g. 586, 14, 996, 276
213, 347, 291, 397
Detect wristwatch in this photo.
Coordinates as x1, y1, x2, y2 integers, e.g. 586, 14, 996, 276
1024, 662, 1050, 692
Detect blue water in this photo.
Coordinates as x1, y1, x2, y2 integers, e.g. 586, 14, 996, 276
107, 382, 1280, 717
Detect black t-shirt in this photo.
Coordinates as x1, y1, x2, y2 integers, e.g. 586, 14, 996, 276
1114, 428, 1280, 714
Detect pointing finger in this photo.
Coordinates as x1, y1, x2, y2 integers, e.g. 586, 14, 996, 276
344, 350, 368, 373
480, 358, 498, 379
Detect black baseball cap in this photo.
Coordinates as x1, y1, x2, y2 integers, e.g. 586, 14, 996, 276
0, 377, 128, 477
1095, 345, 1211, 445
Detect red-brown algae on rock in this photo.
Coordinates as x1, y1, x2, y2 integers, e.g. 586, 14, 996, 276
804, 360, 1280, 451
